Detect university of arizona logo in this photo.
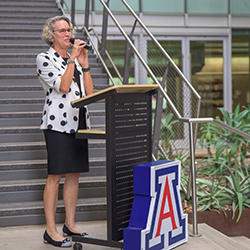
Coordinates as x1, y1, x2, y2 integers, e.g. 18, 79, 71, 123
124, 160, 188, 250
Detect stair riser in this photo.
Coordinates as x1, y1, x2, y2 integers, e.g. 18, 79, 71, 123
0, 210, 107, 227
0, 0, 55, 2
0, 103, 104, 112
0, 67, 103, 74
0, 77, 107, 86
0, 11, 60, 17
0, 148, 106, 161
0, 56, 98, 64
0, 39, 46, 45
0, 48, 47, 53
0, 103, 43, 112
0, 91, 44, 99
0, 166, 106, 182
0, 187, 106, 203
0, 118, 42, 127
0, 133, 44, 143
0, 3, 58, 8
0, 116, 105, 127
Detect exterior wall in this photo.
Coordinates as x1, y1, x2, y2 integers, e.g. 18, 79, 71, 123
66, 0, 250, 116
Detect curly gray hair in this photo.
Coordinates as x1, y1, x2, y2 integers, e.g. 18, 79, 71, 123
41, 16, 74, 46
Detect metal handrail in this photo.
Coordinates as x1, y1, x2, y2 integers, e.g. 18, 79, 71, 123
82, 26, 117, 86
56, 0, 119, 85
182, 117, 250, 139
55, 0, 70, 17
91, 28, 123, 83
99, 0, 182, 119
121, 0, 201, 101
181, 116, 250, 235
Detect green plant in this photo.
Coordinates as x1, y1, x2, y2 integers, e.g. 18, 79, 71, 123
160, 112, 179, 151
199, 104, 250, 165
196, 178, 227, 215
219, 165, 250, 222
194, 104, 250, 221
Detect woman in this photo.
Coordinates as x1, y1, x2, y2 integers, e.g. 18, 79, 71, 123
36, 16, 93, 247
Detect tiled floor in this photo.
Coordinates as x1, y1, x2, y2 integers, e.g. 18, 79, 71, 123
0, 221, 121, 250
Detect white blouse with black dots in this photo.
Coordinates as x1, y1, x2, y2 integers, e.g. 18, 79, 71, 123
36, 47, 90, 134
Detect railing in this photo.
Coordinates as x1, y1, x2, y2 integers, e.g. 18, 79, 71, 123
57, 0, 250, 237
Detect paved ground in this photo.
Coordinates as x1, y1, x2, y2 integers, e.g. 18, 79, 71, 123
0, 221, 120, 250
1, 220, 249, 250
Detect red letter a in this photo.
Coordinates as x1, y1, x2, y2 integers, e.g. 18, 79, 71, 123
155, 175, 177, 238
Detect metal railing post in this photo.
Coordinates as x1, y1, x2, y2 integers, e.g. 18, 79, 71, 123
152, 63, 170, 158
123, 20, 137, 84
71, 0, 76, 27
188, 121, 201, 237
101, 0, 110, 61
84, 0, 90, 36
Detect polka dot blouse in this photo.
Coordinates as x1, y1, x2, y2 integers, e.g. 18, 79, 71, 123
36, 47, 90, 134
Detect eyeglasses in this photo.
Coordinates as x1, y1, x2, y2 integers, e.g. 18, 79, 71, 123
54, 28, 73, 35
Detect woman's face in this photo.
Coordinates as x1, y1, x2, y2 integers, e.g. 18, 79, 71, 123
53, 20, 72, 50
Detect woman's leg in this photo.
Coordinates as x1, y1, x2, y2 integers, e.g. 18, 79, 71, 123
44, 174, 65, 241
63, 172, 82, 233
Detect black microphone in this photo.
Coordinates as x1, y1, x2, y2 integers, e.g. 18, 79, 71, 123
70, 38, 92, 51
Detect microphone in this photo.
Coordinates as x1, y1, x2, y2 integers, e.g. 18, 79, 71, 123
70, 38, 92, 51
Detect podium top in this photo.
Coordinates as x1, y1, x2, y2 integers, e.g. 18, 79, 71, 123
71, 84, 158, 108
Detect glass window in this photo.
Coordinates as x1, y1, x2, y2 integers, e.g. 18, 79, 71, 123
190, 41, 224, 119
94, 0, 139, 12
103, 40, 135, 85
143, 0, 184, 13
187, 0, 228, 14
63, 0, 85, 11
231, 0, 250, 15
232, 30, 250, 111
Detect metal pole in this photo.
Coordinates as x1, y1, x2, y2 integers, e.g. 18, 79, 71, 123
152, 63, 170, 157
188, 122, 201, 237
84, 0, 90, 36
101, 0, 110, 61
99, 0, 182, 120
123, 20, 137, 84
71, 0, 76, 27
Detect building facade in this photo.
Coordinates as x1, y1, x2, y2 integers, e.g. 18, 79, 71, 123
68, 0, 250, 118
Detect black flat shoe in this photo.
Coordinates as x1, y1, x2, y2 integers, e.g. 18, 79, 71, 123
63, 224, 89, 237
43, 230, 72, 247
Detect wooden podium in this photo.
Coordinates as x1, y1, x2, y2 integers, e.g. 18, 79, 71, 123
71, 85, 158, 249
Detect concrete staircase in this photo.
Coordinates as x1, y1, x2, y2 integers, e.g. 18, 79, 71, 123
176, 223, 250, 250
0, 0, 109, 227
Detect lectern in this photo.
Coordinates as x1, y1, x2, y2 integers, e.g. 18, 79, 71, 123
71, 85, 158, 249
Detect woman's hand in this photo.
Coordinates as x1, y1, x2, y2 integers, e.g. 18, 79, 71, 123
70, 39, 89, 68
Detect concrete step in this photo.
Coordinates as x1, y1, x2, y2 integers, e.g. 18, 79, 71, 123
0, 2, 58, 8
0, 197, 107, 227
0, 0, 55, 2
0, 8, 60, 15
174, 223, 250, 250
230, 236, 250, 249
173, 223, 250, 250
0, 110, 105, 127
0, 176, 106, 203
0, 140, 106, 161
0, 73, 108, 80
0, 157, 106, 181
0, 124, 104, 135
0, 110, 105, 118
0, 64, 103, 74
0, 125, 105, 143
0, 102, 104, 112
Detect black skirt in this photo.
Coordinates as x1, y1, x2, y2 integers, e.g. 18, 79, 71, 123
43, 108, 89, 175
